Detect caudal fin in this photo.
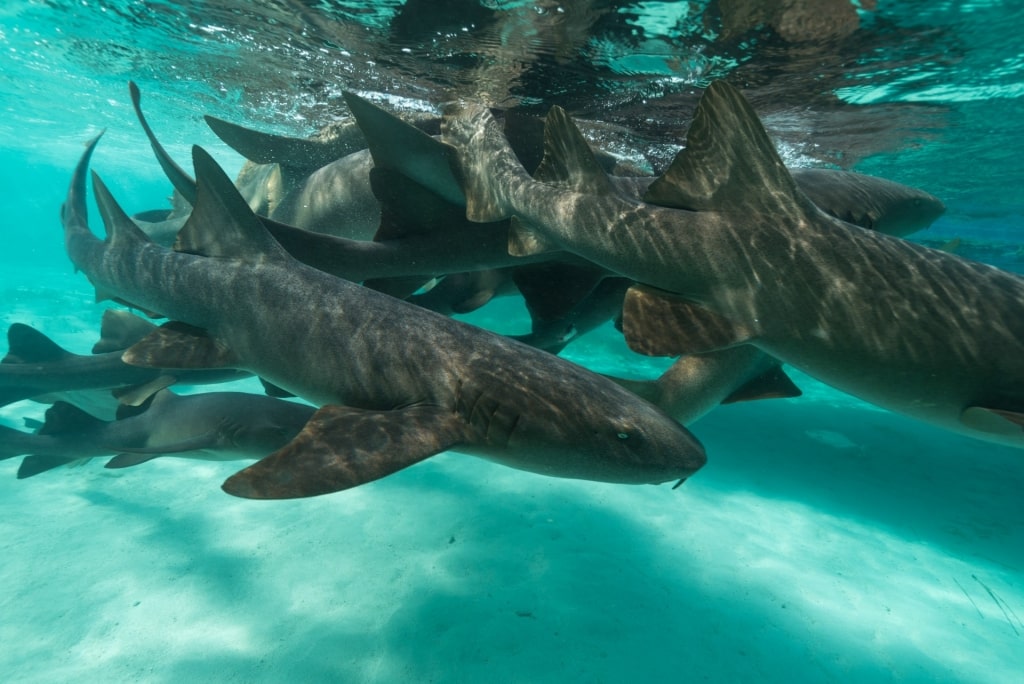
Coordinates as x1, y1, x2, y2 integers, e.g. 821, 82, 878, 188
441, 101, 527, 223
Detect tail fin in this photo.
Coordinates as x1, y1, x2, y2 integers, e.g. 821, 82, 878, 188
441, 101, 527, 223
129, 81, 198, 205
343, 91, 466, 207
204, 115, 365, 175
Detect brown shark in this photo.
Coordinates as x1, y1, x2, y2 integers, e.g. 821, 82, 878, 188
440, 80, 1024, 447
60, 134, 705, 498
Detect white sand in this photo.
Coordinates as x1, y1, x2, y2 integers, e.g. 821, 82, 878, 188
1, 272, 1021, 683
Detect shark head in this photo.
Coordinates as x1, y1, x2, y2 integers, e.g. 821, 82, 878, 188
455, 363, 707, 487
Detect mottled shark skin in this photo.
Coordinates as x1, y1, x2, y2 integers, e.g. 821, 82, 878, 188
441, 79, 1024, 447
0, 317, 249, 415
0, 390, 315, 479
343, 89, 946, 361
130, 83, 559, 287
60, 135, 705, 498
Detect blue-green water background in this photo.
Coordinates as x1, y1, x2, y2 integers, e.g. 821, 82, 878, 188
1, 2, 1023, 682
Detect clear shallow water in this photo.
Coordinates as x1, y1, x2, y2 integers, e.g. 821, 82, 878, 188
1, 1, 1023, 682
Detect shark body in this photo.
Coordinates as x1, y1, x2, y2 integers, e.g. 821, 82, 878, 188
440, 80, 1024, 447
60, 135, 705, 498
0, 316, 248, 415
1, 390, 315, 478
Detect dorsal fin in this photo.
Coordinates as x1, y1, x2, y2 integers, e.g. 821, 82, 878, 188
113, 376, 177, 407
369, 167, 470, 240
114, 387, 178, 420
643, 80, 804, 215
4, 324, 72, 364
342, 91, 466, 206
129, 81, 198, 205
535, 106, 614, 195
93, 309, 157, 353
174, 146, 290, 262
90, 172, 154, 249
39, 401, 107, 436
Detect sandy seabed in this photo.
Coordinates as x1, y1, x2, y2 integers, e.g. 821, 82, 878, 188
1, 268, 1022, 683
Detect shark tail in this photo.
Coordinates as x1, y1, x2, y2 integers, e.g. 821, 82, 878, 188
441, 101, 528, 224
204, 114, 365, 176
0, 425, 39, 461
129, 81, 198, 205
343, 92, 467, 207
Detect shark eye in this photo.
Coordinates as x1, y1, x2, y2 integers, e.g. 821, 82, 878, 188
617, 432, 630, 440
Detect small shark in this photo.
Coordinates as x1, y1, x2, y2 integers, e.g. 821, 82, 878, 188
441, 80, 1024, 447
0, 315, 249, 416
0, 389, 315, 478
60, 134, 705, 498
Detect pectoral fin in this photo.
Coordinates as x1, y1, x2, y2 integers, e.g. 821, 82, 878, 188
105, 453, 162, 468
622, 284, 753, 356
222, 404, 470, 499
961, 406, 1024, 436
17, 455, 84, 479
113, 376, 178, 406
122, 322, 239, 370
721, 365, 802, 404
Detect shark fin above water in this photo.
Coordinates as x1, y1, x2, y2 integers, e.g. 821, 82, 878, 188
222, 404, 471, 499
642, 80, 804, 215
123, 321, 239, 370
622, 284, 754, 356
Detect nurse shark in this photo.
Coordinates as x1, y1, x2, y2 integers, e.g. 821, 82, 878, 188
60, 134, 705, 498
441, 79, 1024, 447
2, 389, 314, 478
0, 316, 248, 415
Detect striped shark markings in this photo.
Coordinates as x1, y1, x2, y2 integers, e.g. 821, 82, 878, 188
59, 134, 706, 498
440, 79, 1024, 447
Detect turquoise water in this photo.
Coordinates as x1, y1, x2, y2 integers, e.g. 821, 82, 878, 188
1, 2, 1023, 682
